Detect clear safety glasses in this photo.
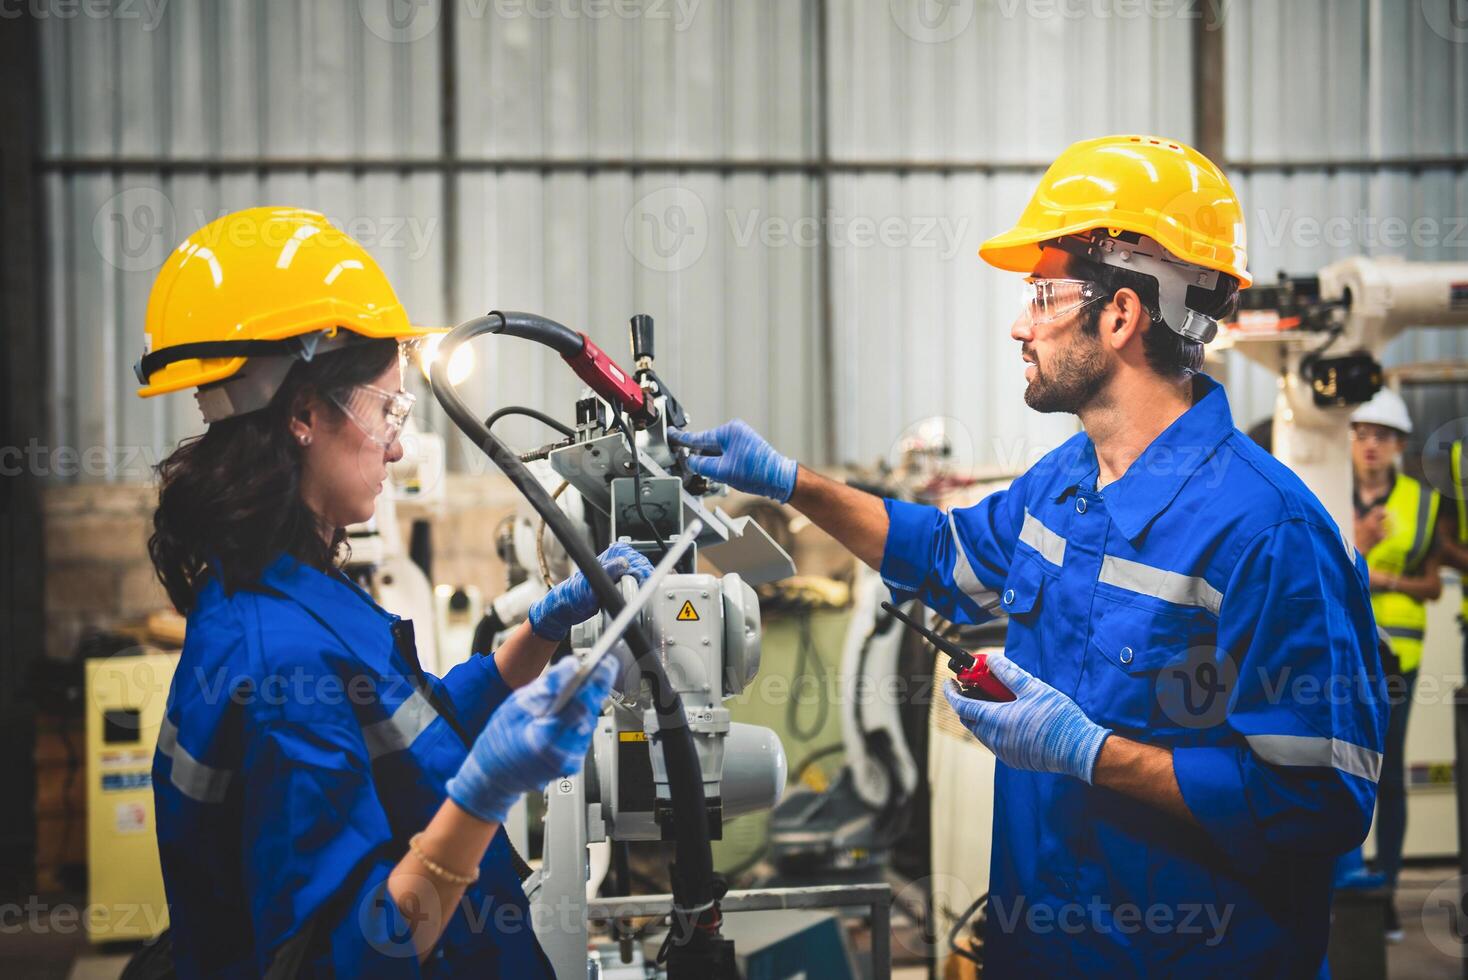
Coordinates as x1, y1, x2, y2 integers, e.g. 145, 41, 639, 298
1021, 277, 1107, 326
331, 384, 416, 447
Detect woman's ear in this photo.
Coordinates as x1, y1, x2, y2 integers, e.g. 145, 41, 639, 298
289, 392, 319, 448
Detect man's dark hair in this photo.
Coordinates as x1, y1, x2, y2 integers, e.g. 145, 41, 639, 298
1073, 255, 1239, 379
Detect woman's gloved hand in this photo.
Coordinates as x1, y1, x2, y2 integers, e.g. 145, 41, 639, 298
446, 654, 617, 824
528, 542, 654, 642
943, 653, 1112, 784
668, 420, 798, 503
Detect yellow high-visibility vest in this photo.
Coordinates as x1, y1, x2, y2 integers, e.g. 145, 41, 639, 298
1366, 471, 1440, 673
1453, 441, 1467, 620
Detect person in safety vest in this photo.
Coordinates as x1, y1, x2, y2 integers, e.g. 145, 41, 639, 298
1337, 387, 1442, 939
137, 207, 649, 977
667, 135, 1386, 975
1436, 439, 1468, 679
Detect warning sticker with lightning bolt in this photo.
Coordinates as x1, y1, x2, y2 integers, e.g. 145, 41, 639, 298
675, 600, 700, 622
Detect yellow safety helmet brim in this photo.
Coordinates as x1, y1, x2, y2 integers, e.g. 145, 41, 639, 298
979, 135, 1253, 289
138, 206, 444, 398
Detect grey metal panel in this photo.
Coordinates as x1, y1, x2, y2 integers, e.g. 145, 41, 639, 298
452, 170, 820, 463
38, 0, 441, 160
820, 2, 1196, 467
1227, 0, 1468, 162
1225, 0, 1369, 162
828, 0, 1195, 162
829, 171, 1081, 469
455, 0, 813, 160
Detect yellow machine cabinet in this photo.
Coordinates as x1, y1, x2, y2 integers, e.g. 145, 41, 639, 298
85, 651, 177, 942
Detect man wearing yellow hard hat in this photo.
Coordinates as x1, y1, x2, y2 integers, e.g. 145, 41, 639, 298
136, 207, 644, 976
673, 136, 1385, 973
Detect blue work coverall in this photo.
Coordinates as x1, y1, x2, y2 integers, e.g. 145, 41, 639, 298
882, 376, 1386, 975
153, 554, 553, 977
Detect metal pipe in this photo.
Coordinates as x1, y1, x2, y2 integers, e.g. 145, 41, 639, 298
37, 154, 1468, 177
35, 155, 1059, 176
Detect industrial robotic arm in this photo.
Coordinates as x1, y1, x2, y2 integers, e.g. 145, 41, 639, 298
1225, 256, 1468, 532
431, 311, 794, 978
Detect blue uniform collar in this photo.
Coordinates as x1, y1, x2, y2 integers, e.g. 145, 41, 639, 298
257, 552, 395, 625
1053, 374, 1236, 543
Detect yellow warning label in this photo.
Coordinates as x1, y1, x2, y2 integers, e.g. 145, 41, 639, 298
619, 731, 649, 742
676, 600, 700, 622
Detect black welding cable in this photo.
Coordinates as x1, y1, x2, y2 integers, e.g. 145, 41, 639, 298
947, 891, 987, 965
428, 311, 720, 937
485, 404, 576, 439
786, 610, 830, 742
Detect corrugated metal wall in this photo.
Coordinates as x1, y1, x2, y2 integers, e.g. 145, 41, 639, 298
38, 0, 822, 477
36, 0, 1468, 480
824, 1, 1195, 468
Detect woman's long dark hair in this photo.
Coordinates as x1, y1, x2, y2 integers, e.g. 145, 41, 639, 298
149, 338, 402, 613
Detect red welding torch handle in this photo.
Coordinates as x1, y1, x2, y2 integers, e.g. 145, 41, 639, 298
563, 332, 654, 422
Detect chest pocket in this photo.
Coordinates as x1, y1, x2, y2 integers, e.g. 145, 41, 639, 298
1082, 594, 1218, 735
997, 555, 1050, 675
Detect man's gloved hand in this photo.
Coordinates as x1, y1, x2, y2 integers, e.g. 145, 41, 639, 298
528, 542, 653, 642
446, 654, 617, 824
943, 654, 1111, 784
668, 420, 798, 503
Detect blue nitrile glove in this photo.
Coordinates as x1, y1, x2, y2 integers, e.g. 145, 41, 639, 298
528, 542, 654, 641
446, 654, 617, 824
668, 420, 798, 503
943, 653, 1112, 784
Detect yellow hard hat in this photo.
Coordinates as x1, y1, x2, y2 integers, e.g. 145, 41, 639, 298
136, 207, 440, 406
980, 134, 1251, 288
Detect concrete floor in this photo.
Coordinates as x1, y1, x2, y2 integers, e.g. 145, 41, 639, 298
3, 866, 1465, 978
1390, 866, 1468, 979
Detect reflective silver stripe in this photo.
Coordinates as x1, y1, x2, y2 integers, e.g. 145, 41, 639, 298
1019, 509, 1066, 567
362, 688, 439, 761
1245, 733, 1383, 783
157, 717, 233, 804
1098, 555, 1222, 615
949, 511, 1000, 611
1384, 626, 1425, 641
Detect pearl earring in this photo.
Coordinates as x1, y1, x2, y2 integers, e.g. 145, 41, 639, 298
299, 434, 311, 446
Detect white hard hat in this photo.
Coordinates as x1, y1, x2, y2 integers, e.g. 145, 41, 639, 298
1350, 387, 1413, 435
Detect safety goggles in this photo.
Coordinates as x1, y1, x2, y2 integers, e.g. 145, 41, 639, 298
1020, 277, 1108, 326
331, 384, 416, 447
1350, 424, 1404, 446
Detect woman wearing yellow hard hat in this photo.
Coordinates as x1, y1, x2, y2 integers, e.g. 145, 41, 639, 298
137, 206, 648, 976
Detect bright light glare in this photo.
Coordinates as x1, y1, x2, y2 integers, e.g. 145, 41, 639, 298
419, 331, 477, 385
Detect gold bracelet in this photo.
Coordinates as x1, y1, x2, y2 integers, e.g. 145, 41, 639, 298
408, 832, 479, 886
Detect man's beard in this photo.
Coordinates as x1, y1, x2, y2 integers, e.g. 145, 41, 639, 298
1023, 330, 1114, 414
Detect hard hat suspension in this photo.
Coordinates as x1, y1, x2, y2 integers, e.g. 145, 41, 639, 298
1050, 231, 1224, 344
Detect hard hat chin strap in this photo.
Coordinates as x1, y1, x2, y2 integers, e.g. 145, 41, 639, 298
1052, 233, 1222, 344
